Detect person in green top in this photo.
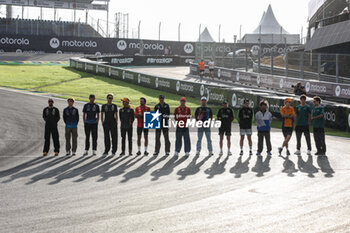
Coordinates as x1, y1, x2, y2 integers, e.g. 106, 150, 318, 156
294, 94, 312, 156
311, 96, 326, 156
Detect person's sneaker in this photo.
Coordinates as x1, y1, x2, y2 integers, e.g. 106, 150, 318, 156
66, 151, 71, 156
278, 147, 283, 155
209, 151, 214, 156
153, 152, 159, 156
102, 152, 108, 156
239, 150, 243, 156
72, 151, 76, 156
83, 150, 88, 156
128, 152, 133, 156
165, 152, 170, 156
112, 152, 116, 156
185, 152, 190, 157
267, 151, 272, 156
249, 151, 253, 156
174, 151, 179, 157
228, 151, 232, 156
195, 151, 200, 156
219, 151, 223, 156
92, 150, 97, 156
120, 152, 125, 156
315, 151, 320, 156
286, 150, 291, 156
307, 150, 312, 156
43, 152, 48, 157
136, 151, 141, 156
54, 152, 59, 156
256, 152, 261, 156
144, 151, 149, 156
294, 150, 301, 156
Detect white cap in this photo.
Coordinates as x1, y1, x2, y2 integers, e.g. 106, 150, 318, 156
201, 96, 207, 101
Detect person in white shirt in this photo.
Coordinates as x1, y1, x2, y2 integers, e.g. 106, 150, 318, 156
208, 59, 215, 79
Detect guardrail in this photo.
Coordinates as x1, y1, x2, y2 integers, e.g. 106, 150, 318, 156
69, 57, 350, 132
253, 63, 350, 84
189, 63, 350, 101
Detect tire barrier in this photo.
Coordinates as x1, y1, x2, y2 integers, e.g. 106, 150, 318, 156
70, 58, 350, 132
189, 63, 350, 100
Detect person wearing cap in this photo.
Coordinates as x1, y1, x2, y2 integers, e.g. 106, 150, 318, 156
135, 97, 151, 156
311, 96, 326, 156
238, 99, 253, 156
174, 97, 191, 156
198, 59, 205, 82
278, 98, 295, 156
195, 96, 213, 156
42, 98, 60, 156
217, 100, 234, 156
119, 98, 134, 156
293, 82, 306, 96
255, 100, 272, 156
82, 94, 100, 156
154, 95, 171, 156
101, 93, 118, 156
63, 97, 79, 156
294, 94, 312, 156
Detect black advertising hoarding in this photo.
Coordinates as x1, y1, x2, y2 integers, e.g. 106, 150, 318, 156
0, 34, 196, 56
189, 63, 350, 100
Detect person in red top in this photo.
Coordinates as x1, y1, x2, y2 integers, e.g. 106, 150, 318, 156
174, 97, 191, 156
135, 97, 151, 156
198, 59, 205, 82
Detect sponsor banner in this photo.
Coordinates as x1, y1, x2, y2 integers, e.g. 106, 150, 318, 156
0, 34, 196, 56
190, 63, 350, 99
5, 0, 107, 10
102, 56, 194, 67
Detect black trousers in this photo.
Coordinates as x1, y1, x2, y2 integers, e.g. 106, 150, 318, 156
121, 127, 133, 154
103, 123, 117, 153
313, 128, 326, 154
155, 128, 170, 154
43, 124, 60, 153
84, 123, 98, 151
258, 131, 272, 153
295, 125, 312, 150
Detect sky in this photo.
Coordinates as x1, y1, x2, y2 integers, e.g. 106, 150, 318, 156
1, 0, 310, 42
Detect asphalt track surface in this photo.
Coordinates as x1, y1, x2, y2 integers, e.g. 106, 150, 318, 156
0, 88, 350, 233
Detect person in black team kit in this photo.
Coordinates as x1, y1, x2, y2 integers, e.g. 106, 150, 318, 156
42, 98, 60, 156
101, 93, 118, 156
217, 100, 234, 156
238, 99, 253, 156
83, 94, 100, 156
119, 98, 135, 156
154, 95, 171, 156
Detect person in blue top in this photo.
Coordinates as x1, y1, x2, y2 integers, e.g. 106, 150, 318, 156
255, 100, 272, 156
83, 94, 100, 156
311, 96, 326, 156
63, 98, 79, 156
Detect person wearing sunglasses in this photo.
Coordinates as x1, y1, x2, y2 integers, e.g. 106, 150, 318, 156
42, 98, 60, 156
101, 93, 118, 156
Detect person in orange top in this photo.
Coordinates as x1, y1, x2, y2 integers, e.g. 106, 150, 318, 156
198, 59, 205, 82
135, 97, 151, 156
278, 98, 295, 156
174, 97, 191, 156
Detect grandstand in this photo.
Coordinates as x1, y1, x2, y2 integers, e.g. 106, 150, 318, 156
0, 0, 108, 38
0, 17, 102, 37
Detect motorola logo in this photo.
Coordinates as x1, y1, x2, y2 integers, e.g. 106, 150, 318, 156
200, 84, 205, 96
49, 38, 60, 49
117, 40, 127, 51
232, 93, 237, 107
184, 43, 194, 54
